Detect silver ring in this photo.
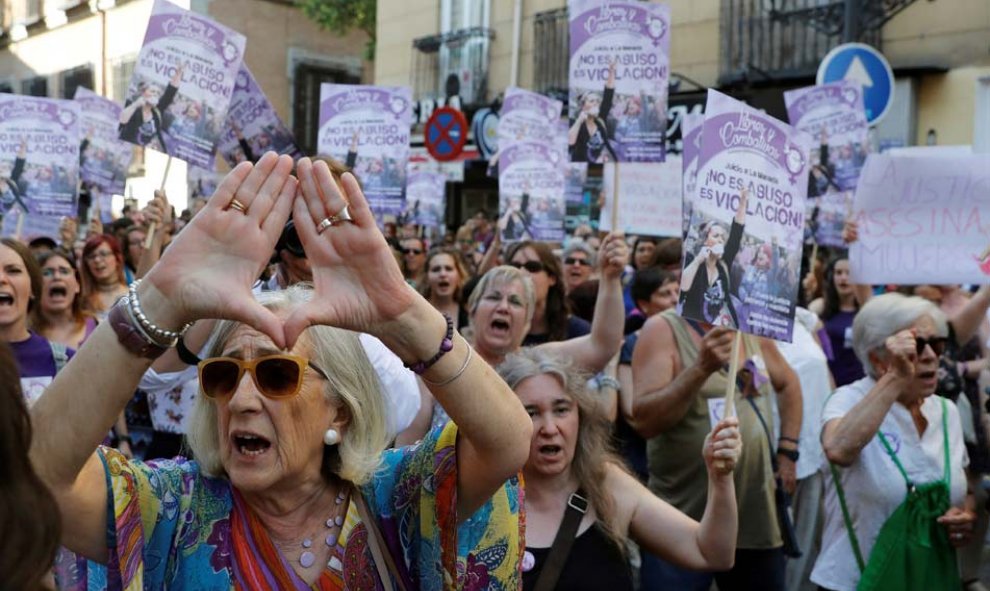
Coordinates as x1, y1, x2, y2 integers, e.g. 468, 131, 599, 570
316, 205, 354, 235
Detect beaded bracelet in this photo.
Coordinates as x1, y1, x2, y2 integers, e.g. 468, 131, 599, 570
422, 337, 473, 388
404, 314, 454, 374
128, 279, 193, 347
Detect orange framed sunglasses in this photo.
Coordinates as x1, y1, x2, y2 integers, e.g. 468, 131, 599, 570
198, 354, 330, 400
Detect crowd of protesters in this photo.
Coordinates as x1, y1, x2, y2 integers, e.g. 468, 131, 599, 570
1, 148, 987, 591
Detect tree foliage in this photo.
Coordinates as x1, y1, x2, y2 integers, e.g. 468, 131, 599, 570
298, 0, 377, 59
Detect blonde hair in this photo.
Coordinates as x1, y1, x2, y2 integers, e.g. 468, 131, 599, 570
185, 285, 389, 485
497, 347, 628, 555
467, 265, 536, 326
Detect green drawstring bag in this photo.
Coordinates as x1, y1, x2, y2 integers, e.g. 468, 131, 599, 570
830, 397, 961, 591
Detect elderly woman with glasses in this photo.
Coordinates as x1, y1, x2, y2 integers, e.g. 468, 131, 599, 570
813, 293, 976, 591
28, 153, 531, 589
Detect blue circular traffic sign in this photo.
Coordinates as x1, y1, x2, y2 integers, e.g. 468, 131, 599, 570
817, 43, 894, 125
425, 107, 468, 162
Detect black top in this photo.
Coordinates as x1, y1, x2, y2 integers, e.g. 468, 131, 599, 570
119, 83, 178, 150
522, 315, 591, 347
522, 523, 633, 591
570, 87, 617, 163
679, 220, 743, 327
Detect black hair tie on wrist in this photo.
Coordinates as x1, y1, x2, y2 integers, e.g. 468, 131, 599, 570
177, 335, 202, 366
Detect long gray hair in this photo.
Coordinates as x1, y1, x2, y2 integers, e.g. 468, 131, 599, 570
497, 347, 629, 554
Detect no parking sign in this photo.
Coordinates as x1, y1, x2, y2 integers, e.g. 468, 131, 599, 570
425, 106, 468, 161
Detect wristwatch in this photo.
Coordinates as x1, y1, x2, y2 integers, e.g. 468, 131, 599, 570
777, 448, 800, 463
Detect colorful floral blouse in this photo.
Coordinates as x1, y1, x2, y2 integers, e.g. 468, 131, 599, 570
90, 423, 523, 590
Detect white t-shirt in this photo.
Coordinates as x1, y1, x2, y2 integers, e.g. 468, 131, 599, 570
774, 307, 831, 479
811, 377, 968, 591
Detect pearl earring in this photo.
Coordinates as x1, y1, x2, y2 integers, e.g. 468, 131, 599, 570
323, 428, 340, 446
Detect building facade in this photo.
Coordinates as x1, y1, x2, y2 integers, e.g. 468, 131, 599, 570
376, 0, 990, 225
0, 0, 371, 211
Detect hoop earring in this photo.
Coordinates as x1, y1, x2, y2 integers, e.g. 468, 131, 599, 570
323, 428, 340, 446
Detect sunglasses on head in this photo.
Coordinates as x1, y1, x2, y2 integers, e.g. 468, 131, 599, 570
198, 354, 330, 400
564, 257, 591, 267
915, 336, 948, 356
511, 260, 545, 273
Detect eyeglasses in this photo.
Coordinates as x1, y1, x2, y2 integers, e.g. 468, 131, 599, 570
915, 337, 948, 357
564, 257, 591, 267
403, 248, 424, 256
41, 267, 74, 279
85, 249, 114, 262
198, 354, 330, 400
510, 260, 545, 273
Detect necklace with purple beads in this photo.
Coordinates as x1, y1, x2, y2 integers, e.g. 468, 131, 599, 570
299, 487, 349, 569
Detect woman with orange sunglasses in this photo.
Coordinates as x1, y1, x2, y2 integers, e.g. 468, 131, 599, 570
28, 152, 531, 589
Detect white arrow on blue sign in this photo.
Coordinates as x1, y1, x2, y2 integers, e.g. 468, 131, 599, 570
817, 43, 895, 126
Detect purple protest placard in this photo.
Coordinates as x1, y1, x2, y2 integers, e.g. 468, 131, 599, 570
850, 154, 990, 285
785, 80, 869, 246
1, 208, 63, 242
74, 88, 133, 198
404, 169, 447, 230
678, 90, 812, 342
0, 94, 80, 219
498, 141, 567, 242
120, 0, 246, 169
568, 0, 670, 163
499, 87, 562, 144
681, 112, 704, 238
318, 84, 412, 221
218, 65, 302, 167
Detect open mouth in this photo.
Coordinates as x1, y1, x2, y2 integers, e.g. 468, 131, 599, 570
917, 370, 937, 381
49, 286, 68, 298
539, 444, 562, 456
490, 319, 511, 336
232, 432, 272, 457
0, 293, 13, 307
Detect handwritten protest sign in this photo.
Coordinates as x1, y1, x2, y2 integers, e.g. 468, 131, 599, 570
75, 88, 133, 197
499, 87, 562, 145
318, 84, 412, 221
0, 94, 80, 219
599, 158, 681, 237
785, 81, 869, 246
678, 90, 812, 342
568, 0, 670, 163
218, 65, 302, 167
499, 141, 567, 242
681, 112, 704, 237
404, 169, 446, 230
121, 0, 246, 169
849, 154, 990, 285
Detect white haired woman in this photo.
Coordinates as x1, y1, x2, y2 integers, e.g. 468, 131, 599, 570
814, 293, 976, 591
28, 153, 531, 589
498, 348, 740, 591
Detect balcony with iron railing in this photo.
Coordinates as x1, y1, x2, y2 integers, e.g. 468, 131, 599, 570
411, 26, 495, 112
719, 0, 917, 85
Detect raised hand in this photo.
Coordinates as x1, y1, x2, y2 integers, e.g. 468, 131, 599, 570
704, 417, 742, 476
140, 151, 296, 347
883, 328, 918, 379
696, 326, 736, 375
283, 157, 419, 349
598, 233, 628, 280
